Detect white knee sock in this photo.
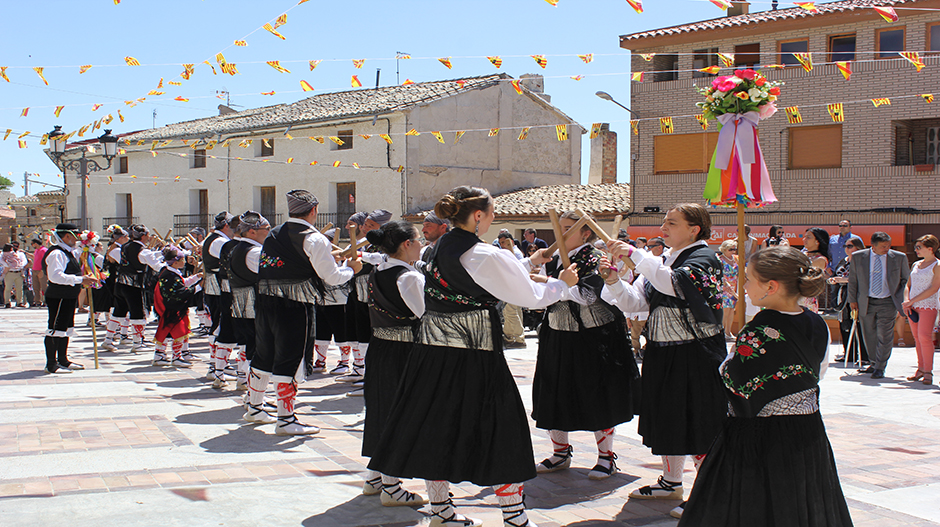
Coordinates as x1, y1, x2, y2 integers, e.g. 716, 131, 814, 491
692, 453, 706, 471
595, 427, 616, 468
337, 343, 351, 365
495, 483, 529, 527
546, 430, 570, 462
426, 480, 452, 516
352, 343, 367, 367
314, 340, 329, 366
662, 455, 685, 484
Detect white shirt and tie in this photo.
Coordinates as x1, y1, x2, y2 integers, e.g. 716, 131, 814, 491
869, 252, 889, 299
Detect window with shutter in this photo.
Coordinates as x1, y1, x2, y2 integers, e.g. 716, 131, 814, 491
653, 132, 719, 174
789, 125, 842, 169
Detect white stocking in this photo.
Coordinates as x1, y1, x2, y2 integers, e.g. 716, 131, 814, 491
495, 483, 529, 527
314, 340, 329, 366
662, 455, 685, 484
594, 427, 615, 469
426, 480, 452, 515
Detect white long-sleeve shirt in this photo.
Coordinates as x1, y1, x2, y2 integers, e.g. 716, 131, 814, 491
236, 237, 263, 274
601, 240, 711, 314
460, 242, 571, 309
379, 257, 426, 317
45, 242, 84, 287
289, 218, 355, 286
208, 231, 229, 259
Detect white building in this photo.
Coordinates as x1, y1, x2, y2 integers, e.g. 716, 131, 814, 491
50, 74, 583, 237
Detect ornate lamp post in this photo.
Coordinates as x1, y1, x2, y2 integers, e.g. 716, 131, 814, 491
596, 91, 641, 218
47, 126, 119, 230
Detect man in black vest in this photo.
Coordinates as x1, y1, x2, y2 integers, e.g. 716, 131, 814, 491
43, 223, 98, 373
211, 217, 242, 389
202, 212, 235, 381
114, 224, 164, 352
252, 190, 360, 435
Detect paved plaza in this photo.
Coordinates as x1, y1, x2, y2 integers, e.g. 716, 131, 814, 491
0, 307, 938, 526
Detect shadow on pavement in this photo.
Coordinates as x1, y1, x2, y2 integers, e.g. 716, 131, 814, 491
301, 494, 425, 527
0, 370, 47, 381
199, 423, 316, 453
175, 404, 247, 425
529, 471, 636, 511
169, 387, 240, 400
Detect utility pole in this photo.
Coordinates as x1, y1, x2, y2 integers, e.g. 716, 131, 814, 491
152, 109, 157, 129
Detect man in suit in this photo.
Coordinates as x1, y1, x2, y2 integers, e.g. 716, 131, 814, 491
848, 232, 910, 379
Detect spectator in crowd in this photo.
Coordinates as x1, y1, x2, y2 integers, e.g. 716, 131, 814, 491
848, 232, 910, 379
799, 227, 831, 314
830, 238, 868, 364
647, 237, 666, 259
828, 220, 862, 276
498, 231, 527, 349
2, 242, 29, 307
30, 238, 47, 308
718, 239, 738, 340
635, 237, 647, 250
901, 235, 940, 385
520, 228, 548, 255
738, 224, 759, 263
761, 225, 789, 249
497, 231, 524, 259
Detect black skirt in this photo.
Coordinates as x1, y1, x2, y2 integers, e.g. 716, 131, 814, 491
361, 336, 413, 458
367, 343, 536, 486
91, 283, 113, 313
532, 322, 638, 431
679, 413, 853, 527
638, 336, 727, 455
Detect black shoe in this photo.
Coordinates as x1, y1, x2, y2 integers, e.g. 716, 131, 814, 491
871, 369, 885, 379
834, 354, 845, 362
859, 365, 875, 374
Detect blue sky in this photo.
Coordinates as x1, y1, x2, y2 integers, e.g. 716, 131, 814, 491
0, 0, 725, 196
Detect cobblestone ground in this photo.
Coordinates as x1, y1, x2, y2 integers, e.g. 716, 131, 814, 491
0, 307, 938, 526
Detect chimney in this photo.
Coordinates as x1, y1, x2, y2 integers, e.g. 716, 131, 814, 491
728, 1, 749, 16
588, 124, 617, 185
519, 74, 550, 103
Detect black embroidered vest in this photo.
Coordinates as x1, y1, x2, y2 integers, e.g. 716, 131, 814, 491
43, 245, 82, 299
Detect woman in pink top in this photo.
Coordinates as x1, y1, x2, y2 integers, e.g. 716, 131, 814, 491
902, 235, 940, 385
31, 239, 48, 307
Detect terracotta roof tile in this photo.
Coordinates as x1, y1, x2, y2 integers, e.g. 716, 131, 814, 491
406, 183, 631, 219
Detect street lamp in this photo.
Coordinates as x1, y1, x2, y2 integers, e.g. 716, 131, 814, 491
47, 126, 119, 231
596, 91, 641, 217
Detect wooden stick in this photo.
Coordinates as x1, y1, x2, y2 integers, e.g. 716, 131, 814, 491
575, 209, 635, 270
548, 209, 571, 268
611, 215, 623, 239
322, 222, 333, 233
343, 225, 359, 258
735, 202, 746, 331
85, 284, 100, 369
542, 215, 590, 255
164, 229, 173, 243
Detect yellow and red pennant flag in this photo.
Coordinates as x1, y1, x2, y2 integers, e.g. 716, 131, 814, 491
698, 66, 720, 75
221, 63, 239, 75
518, 127, 530, 140
125, 56, 141, 66
156, 78, 164, 88
402, 79, 415, 85
379, 134, 393, 144
710, 0, 732, 10
353, 59, 365, 69
274, 13, 288, 28
310, 136, 324, 143
626, 0, 643, 14
329, 136, 344, 146
836, 61, 852, 80
488, 128, 500, 137
33, 67, 49, 85
438, 57, 453, 69
488, 56, 502, 68
352, 163, 361, 169
261, 91, 276, 95
54, 106, 64, 118
0, 67, 9, 82
147, 90, 164, 95
827, 103, 844, 122
103, 114, 113, 124
871, 98, 891, 107
873, 6, 898, 22
397, 165, 405, 173
545, 0, 559, 5
351, 75, 362, 87
431, 131, 445, 144
174, 96, 189, 102
17, 130, 29, 139
234, 40, 247, 47
511, 80, 523, 94
181, 63, 195, 79
579, 54, 593, 64
18, 140, 27, 149
590, 123, 602, 139
396, 53, 411, 59
309, 161, 318, 166
695, 114, 709, 131
108, 175, 113, 185
91, 103, 103, 111
79, 65, 92, 74
2, 129, 10, 140
262, 23, 286, 40
286, 157, 294, 164
631, 72, 644, 82
219, 139, 232, 147
639, 53, 655, 61
531, 55, 548, 69
793, 52, 813, 72
900, 52, 925, 72
570, 75, 584, 81
922, 94, 934, 103
169, 81, 181, 86
300, 80, 314, 92
794, 2, 817, 13
40, 133, 48, 145
358, 134, 371, 140
454, 131, 466, 144
309, 60, 321, 70
267, 61, 291, 74
406, 129, 421, 136
456, 80, 466, 88
332, 161, 341, 168
556, 124, 568, 141
203, 61, 217, 75
20, 108, 28, 117
659, 117, 674, 134
717, 53, 735, 67
118, 110, 124, 122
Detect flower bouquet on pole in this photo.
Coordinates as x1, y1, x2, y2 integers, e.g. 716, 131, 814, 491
697, 69, 782, 208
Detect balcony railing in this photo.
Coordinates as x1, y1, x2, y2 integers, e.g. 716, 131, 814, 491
102, 217, 139, 231
314, 212, 348, 241
173, 213, 212, 237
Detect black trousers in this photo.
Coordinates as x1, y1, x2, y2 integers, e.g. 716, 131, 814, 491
110, 293, 129, 318
45, 296, 77, 369
315, 304, 349, 342
345, 296, 371, 344
253, 295, 315, 377
114, 283, 146, 321
233, 317, 256, 361
205, 293, 221, 336
216, 292, 237, 345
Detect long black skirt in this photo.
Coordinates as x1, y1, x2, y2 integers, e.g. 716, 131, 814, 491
532, 322, 638, 431
679, 413, 853, 527
361, 336, 412, 458
638, 336, 727, 455
367, 343, 536, 486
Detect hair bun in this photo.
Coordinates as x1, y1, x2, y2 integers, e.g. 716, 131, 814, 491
365, 229, 386, 246
434, 194, 461, 221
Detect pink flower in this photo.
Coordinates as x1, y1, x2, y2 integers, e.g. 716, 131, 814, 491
735, 69, 757, 80
758, 101, 778, 120
716, 78, 738, 92
711, 76, 728, 89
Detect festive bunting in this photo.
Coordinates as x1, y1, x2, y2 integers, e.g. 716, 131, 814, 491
125, 56, 141, 66
380, 134, 393, 144
659, 117, 674, 134
309, 161, 318, 166
827, 103, 844, 122
716, 53, 734, 68
54, 106, 64, 118
517, 127, 530, 140
238, 139, 251, 148
79, 65, 92, 74
793, 52, 813, 72
221, 62, 238, 75
438, 57, 453, 69
286, 157, 294, 164
2, 130, 9, 140
352, 163, 361, 169
261, 91, 275, 95
17, 131, 29, 139
32, 67, 48, 86
488, 56, 502, 68
332, 161, 341, 167
871, 98, 891, 107
431, 131, 445, 143
353, 59, 365, 69
351, 75, 362, 87
300, 80, 314, 91
531, 55, 547, 68
40, 133, 48, 145
639, 53, 655, 61
406, 129, 421, 136
267, 61, 291, 73
402, 79, 415, 85
0, 67, 8, 82
91, 103, 102, 111
555, 124, 568, 141
204, 61, 217, 75
329, 136, 344, 146
147, 90, 165, 95
181, 63, 194, 80
922, 94, 934, 103
488, 128, 500, 137
630, 120, 639, 135
900, 52, 925, 72
358, 134, 371, 140
20, 108, 28, 117
103, 114, 113, 124
764, 64, 786, 69
156, 78, 164, 89
837, 61, 852, 80
235, 40, 247, 46
262, 23, 286, 40
631, 72, 643, 82
545, 0, 559, 5
579, 54, 593, 63
175, 96, 189, 101
590, 123, 603, 139
695, 114, 709, 131
454, 131, 465, 144
169, 81, 181, 86
456, 80, 466, 88
118, 110, 124, 122
794, 2, 817, 13
570, 75, 584, 81
274, 13, 288, 29
18, 140, 26, 149
309, 60, 321, 70
310, 136, 324, 143
396, 53, 411, 59
626, 0, 643, 14
873, 6, 899, 22
698, 66, 720, 75
511, 80, 523, 94
709, 0, 732, 9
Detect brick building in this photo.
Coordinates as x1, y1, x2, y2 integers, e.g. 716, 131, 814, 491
621, 0, 940, 249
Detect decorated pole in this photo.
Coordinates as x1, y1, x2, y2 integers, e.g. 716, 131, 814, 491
78, 230, 105, 369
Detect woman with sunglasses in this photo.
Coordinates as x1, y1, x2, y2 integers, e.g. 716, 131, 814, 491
901, 235, 940, 385
829, 238, 869, 364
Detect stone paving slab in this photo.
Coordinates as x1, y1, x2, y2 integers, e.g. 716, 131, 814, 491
0, 306, 938, 526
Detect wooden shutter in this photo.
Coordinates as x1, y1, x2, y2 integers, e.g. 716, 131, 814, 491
654, 132, 719, 174
260, 186, 276, 217
789, 125, 842, 169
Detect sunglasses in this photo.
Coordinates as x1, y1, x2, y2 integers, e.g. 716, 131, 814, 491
843, 244, 854, 248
